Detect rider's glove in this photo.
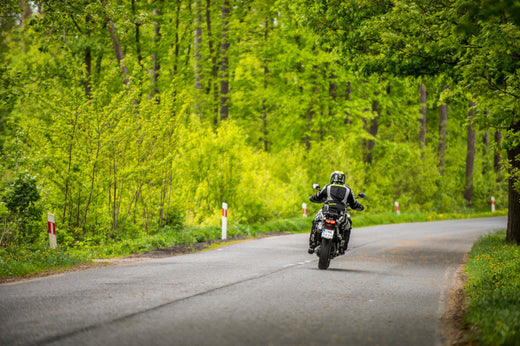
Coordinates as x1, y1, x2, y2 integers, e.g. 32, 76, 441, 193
355, 205, 364, 211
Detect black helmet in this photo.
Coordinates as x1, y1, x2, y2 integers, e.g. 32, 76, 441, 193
330, 171, 346, 185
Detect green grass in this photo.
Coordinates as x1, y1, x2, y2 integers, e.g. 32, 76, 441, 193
465, 231, 520, 345
0, 209, 508, 278
0, 245, 82, 277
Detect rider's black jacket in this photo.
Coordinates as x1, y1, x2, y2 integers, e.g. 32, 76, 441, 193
309, 184, 364, 213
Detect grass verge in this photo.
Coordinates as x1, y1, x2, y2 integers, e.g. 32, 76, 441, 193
0, 209, 507, 278
464, 230, 520, 345
0, 245, 82, 277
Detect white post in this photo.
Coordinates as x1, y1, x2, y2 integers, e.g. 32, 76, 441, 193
491, 196, 495, 212
222, 202, 228, 240
302, 203, 307, 217
394, 201, 401, 215
47, 213, 57, 249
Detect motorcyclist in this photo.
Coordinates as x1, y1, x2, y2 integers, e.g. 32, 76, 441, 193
308, 171, 364, 255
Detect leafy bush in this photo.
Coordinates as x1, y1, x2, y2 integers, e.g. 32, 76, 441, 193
1, 172, 43, 245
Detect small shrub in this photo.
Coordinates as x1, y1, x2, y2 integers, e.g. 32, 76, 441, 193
1, 172, 43, 245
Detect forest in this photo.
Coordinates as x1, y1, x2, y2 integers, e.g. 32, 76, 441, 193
0, 0, 519, 248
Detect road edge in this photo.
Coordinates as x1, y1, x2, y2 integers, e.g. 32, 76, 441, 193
440, 257, 476, 345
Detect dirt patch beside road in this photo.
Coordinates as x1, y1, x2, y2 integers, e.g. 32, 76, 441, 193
441, 262, 476, 345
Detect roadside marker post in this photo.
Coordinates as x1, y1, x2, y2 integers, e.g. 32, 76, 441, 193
222, 203, 228, 240
395, 201, 401, 215
47, 213, 57, 249
491, 196, 495, 212
302, 203, 308, 217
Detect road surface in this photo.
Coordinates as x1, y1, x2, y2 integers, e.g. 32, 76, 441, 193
0, 217, 506, 345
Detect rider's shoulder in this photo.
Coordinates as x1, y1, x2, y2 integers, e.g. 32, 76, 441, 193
330, 183, 348, 188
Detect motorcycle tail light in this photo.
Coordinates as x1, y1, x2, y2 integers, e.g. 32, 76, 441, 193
325, 219, 336, 224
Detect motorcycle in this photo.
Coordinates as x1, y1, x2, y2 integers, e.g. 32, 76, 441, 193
311, 184, 365, 270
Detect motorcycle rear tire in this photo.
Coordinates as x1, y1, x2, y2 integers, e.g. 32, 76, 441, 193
318, 238, 332, 270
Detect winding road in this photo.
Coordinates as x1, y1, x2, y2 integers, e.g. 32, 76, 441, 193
0, 217, 506, 345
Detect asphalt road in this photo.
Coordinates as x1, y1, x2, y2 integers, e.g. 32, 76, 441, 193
0, 217, 507, 346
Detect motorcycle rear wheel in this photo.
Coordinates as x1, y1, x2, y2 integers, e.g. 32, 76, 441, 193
318, 238, 332, 270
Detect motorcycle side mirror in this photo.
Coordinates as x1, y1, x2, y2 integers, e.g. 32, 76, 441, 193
313, 184, 321, 191
357, 192, 366, 199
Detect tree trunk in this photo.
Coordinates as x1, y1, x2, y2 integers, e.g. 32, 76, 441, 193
84, 14, 92, 98
219, 0, 230, 121
107, 17, 129, 85
206, 0, 220, 123
482, 128, 489, 175
262, 16, 269, 152
132, 0, 143, 69
262, 97, 268, 152
62, 111, 80, 222
194, 0, 203, 117
171, 0, 181, 113
173, 1, 181, 76
330, 76, 337, 102
506, 120, 520, 244
76, 189, 82, 229
438, 85, 448, 175
344, 82, 352, 124
464, 101, 476, 207
20, 0, 32, 28
495, 130, 502, 180
305, 72, 318, 151
112, 149, 119, 232
329, 71, 337, 120
95, 54, 103, 77
20, 0, 32, 51
419, 84, 427, 149
81, 128, 102, 232
150, 5, 162, 100
364, 100, 379, 165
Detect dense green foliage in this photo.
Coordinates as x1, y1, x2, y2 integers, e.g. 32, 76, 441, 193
465, 231, 520, 345
0, 0, 512, 248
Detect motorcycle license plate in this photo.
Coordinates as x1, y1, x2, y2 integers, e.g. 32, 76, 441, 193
322, 228, 334, 239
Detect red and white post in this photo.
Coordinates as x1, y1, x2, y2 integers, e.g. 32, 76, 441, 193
302, 203, 308, 217
47, 213, 57, 249
491, 196, 495, 213
394, 201, 401, 215
222, 202, 228, 240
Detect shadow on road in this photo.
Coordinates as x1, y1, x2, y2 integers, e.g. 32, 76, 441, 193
307, 267, 373, 274
327, 268, 371, 274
